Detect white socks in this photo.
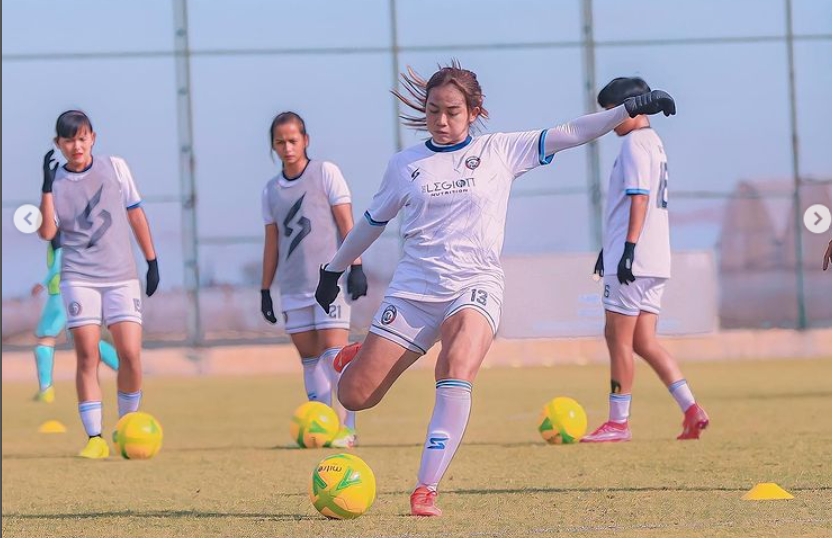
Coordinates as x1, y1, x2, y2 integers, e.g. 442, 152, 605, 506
320, 347, 356, 430
117, 390, 142, 417
416, 379, 472, 492
669, 379, 696, 412
301, 356, 332, 405
609, 393, 632, 423
78, 401, 102, 437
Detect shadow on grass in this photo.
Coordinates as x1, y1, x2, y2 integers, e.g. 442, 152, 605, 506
3, 510, 314, 521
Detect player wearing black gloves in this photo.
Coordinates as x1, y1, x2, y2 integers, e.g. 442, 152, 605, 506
583, 77, 708, 445
259, 111, 366, 448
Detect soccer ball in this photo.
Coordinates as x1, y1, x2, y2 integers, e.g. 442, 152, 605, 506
290, 401, 340, 448
538, 396, 587, 444
309, 453, 376, 519
112, 411, 163, 459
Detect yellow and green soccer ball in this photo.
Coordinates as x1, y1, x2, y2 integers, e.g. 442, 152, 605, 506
538, 396, 587, 444
112, 411, 163, 459
290, 401, 340, 448
309, 453, 376, 519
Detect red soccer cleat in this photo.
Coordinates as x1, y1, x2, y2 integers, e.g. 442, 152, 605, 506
333, 342, 361, 373
580, 420, 632, 443
410, 486, 442, 517
677, 403, 709, 440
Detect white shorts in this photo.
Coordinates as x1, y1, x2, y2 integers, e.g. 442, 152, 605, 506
369, 286, 503, 355
61, 280, 143, 329
602, 276, 667, 316
283, 293, 350, 334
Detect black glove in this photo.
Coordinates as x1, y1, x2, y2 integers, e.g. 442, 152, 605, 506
260, 289, 277, 324
624, 90, 676, 118
594, 250, 604, 278
315, 265, 344, 313
42, 150, 59, 193
145, 259, 160, 296
347, 264, 368, 301
617, 242, 636, 285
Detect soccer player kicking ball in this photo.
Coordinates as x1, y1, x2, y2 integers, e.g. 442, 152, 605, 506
260, 112, 368, 448
31, 232, 120, 404
38, 110, 160, 458
315, 61, 676, 516
582, 77, 709, 444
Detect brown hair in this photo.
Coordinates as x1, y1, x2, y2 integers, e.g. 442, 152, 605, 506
392, 59, 488, 130
269, 111, 309, 159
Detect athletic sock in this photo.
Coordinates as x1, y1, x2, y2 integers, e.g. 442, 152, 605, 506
34, 344, 55, 391
78, 401, 103, 437
609, 393, 632, 424
416, 379, 472, 492
301, 356, 331, 405
117, 390, 142, 417
668, 379, 696, 412
321, 347, 356, 430
99, 341, 120, 371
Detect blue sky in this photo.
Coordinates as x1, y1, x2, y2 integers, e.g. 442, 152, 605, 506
3, 0, 831, 297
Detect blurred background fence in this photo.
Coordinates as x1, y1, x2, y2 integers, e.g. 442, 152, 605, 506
3, 0, 831, 349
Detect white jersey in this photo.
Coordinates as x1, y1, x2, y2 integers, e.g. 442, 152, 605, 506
52, 155, 142, 285
261, 160, 351, 310
603, 128, 671, 278
365, 131, 551, 301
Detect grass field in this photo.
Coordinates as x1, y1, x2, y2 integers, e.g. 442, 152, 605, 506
3, 358, 831, 537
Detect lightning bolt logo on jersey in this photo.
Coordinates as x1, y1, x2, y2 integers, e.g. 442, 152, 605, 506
283, 194, 312, 259
261, 160, 352, 311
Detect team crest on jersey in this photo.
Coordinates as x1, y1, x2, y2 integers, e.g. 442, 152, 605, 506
69, 301, 82, 317
465, 156, 481, 170
381, 305, 397, 325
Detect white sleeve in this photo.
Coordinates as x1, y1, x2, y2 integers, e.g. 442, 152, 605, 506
111, 157, 142, 209
493, 130, 549, 178
261, 186, 275, 225
365, 157, 406, 225
327, 217, 384, 272
542, 105, 629, 158
322, 162, 351, 206
621, 138, 652, 195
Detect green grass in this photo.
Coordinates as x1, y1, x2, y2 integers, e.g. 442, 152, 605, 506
3, 358, 832, 537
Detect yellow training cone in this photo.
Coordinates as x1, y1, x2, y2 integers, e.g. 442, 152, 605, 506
742, 483, 794, 501
38, 420, 67, 433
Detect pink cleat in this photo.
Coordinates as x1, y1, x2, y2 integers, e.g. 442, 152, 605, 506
677, 403, 709, 440
333, 342, 361, 373
580, 421, 632, 443
410, 486, 442, 517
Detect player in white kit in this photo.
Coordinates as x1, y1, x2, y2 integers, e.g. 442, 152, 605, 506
260, 112, 367, 448
582, 78, 709, 443
315, 62, 676, 516
38, 110, 160, 458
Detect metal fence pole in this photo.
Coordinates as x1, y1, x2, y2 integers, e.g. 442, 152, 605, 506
581, 0, 603, 250
172, 0, 203, 344
785, 0, 807, 329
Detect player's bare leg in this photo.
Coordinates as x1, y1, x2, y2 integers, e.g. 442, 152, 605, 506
337, 333, 421, 412
110, 321, 143, 417
583, 311, 637, 443
412, 309, 493, 517
634, 313, 709, 439
73, 324, 108, 457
